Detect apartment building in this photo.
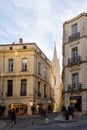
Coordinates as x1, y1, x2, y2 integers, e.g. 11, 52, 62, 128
0, 38, 53, 115
62, 13, 87, 114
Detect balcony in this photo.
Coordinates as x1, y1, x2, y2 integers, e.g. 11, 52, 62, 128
68, 83, 81, 93
68, 56, 81, 66
69, 32, 80, 42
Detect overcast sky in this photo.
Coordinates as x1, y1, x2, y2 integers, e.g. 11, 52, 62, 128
0, 0, 87, 71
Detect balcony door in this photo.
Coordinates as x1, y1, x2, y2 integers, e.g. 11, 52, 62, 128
72, 24, 77, 34
72, 47, 78, 62
72, 73, 78, 88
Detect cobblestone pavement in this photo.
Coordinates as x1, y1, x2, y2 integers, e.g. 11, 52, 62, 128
1, 112, 87, 130
1, 112, 58, 130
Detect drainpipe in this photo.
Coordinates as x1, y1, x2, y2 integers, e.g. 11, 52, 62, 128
35, 56, 37, 98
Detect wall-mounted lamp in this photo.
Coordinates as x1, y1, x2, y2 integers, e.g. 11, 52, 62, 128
29, 100, 33, 106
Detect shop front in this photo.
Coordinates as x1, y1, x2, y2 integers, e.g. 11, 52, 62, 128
70, 96, 82, 111
8, 103, 28, 115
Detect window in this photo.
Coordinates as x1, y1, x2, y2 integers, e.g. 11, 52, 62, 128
38, 81, 41, 97
44, 84, 47, 98
22, 58, 27, 71
9, 47, 13, 50
8, 59, 13, 72
72, 73, 78, 87
7, 80, 13, 96
38, 62, 41, 74
44, 67, 47, 78
69, 23, 80, 42
21, 79, 27, 96
72, 24, 77, 34
23, 46, 27, 49
72, 47, 78, 62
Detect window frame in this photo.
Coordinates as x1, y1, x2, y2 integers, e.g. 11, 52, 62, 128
72, 47, 78, 62
72, 23, 77, 34
38, 81, 41, 96
72, 73, 79, 87
21, 79, 27, 96
7, 80, 13, 96
38, 62, 41, 74
22, 58, 27, 71
8, 59, 13, 72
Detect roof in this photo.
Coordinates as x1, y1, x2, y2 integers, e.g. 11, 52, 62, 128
63, 12, 87, 25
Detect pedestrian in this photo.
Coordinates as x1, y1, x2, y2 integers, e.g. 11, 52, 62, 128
61, 105, 66, 118
40, 108, 46, 117
8, 109, 12, 122
68, 103, 74, 120
65, 110, 69, 120
11, 108, 16, 124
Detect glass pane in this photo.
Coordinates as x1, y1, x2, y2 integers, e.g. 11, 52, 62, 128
72, 74, 78, 86
22, 59, 27, 71
72, 47, 78, 62
72, 24, 77, 34
8, 59, 13, 71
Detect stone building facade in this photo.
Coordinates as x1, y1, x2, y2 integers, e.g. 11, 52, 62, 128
62, 13, 87, 114
0, 38, 53, 115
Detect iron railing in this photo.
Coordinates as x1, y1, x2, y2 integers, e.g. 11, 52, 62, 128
69, 32, 80, 42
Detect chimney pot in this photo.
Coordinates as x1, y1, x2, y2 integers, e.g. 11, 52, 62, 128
19, 38, 23, 44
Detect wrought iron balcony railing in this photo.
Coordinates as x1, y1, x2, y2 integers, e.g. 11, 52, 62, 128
68, 83, 81, 92
68, 56, 81, 66
69, 32, 80, 42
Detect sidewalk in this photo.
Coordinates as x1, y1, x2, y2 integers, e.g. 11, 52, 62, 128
0, 121, 7, 130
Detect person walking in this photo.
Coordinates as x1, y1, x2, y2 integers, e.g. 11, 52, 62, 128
68, 103, 74, 120
11, 108, 16, 124
8, 109, 12, 122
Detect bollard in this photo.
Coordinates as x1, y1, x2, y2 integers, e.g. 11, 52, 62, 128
69, 115, 73, 121
45, 118, 49, 124
9, 122, 13, 129
31, 119, 35, 126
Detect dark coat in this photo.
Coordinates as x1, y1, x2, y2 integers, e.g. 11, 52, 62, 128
11, 110, 16, 120
68, 105, 74, 116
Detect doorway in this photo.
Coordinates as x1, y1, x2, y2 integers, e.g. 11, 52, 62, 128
70, 96, 82, 111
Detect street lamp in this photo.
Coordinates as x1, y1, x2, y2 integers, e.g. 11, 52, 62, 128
29, 100, 33, 106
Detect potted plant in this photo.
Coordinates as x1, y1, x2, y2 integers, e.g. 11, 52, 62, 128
61, 105, 66, 116
48, 104, 52, 113
31, 104, 36, 114
0, 105, 6, 116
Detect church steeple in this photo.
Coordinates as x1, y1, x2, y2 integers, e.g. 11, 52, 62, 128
52, 43, 60, 71
53, 43, 57, 62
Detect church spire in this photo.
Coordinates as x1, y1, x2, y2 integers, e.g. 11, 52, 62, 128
53, 43, 57, 62
52, 42, 60, 72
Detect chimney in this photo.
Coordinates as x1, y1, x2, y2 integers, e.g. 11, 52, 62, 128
19, 38, 23, 44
